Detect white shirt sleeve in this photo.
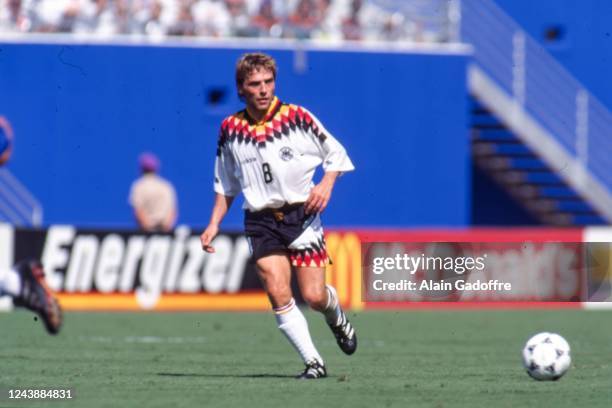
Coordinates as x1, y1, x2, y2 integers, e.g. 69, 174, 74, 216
214, 141, 241, 197
303, 108, 356, 174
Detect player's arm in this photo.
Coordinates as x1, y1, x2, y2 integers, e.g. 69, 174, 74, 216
303, 109, 355, 214
201, 133, 240, 252
200, 193, 234, 253
304, 171, 340, 214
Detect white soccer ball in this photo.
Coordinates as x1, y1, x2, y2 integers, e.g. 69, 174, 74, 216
522, 332, 571, 381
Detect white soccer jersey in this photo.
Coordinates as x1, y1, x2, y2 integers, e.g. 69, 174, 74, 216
214, 97, 355, 211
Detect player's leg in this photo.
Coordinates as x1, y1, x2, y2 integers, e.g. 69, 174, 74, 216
4, 259, 63, 334
287, 208, 357, 356
296, 265, 357, 355
256, 253, 326, 379
256, 252, 292, 308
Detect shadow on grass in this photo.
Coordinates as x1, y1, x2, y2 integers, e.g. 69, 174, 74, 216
156, 372, 296, 379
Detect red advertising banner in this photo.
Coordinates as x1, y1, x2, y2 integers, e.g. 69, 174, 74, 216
362, 241, 586, 303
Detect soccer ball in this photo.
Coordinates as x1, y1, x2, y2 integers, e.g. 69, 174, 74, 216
522, 332, 571, 381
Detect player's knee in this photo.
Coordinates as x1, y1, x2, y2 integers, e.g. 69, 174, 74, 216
267, 282, 290, 300
302, 287, 327, 311
257, 261, 293, 307
261, 277, 291, 306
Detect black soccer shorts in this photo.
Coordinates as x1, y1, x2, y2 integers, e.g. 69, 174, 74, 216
244, 203, 329, 267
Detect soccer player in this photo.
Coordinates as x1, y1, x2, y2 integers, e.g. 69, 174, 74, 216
0, 116, 62, 334
200, 52, 357, 379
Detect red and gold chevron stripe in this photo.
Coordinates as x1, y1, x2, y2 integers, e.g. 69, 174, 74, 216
290, 237, 330, 267
218, 101, 327, 151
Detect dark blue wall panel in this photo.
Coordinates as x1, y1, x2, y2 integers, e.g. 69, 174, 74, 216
0, 43, 469, 228
472, 165, 541, 226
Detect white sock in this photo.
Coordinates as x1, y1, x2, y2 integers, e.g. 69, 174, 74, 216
0, 267, 21, 297
275, 298, 323, 364
323, 285, 342, 325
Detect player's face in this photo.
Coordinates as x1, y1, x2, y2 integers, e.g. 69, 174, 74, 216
240, 68, 276, 114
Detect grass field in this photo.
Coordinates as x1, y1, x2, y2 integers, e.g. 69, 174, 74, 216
2, 309, 612, 408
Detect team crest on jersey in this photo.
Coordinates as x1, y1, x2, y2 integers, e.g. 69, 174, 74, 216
279, 146, 294, 161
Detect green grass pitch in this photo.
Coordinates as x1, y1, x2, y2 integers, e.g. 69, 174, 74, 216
1, 309, 612, 407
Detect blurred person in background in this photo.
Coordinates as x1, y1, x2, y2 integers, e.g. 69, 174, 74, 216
338, 0, 396, 41
379, 11, 409, 42
223, 0, 256, 37
309, 0, 335, 39
64, 0, 112, 34
250, 0, 280, 38
340, 0, 361, 40
69, 0, 102, 33
129, 152, 178, 232
0, 0, 34, 32
133, 0, 167, 37
113, 0, 134, 33
285, 0, 318, 39
34, 0, 81, 32
92, 0, 140, 35
167, 0, 195, 35
0, 116, 63, 335
192, 0, 229, 37
69, 0, 139, 35
264, 0, 296, 23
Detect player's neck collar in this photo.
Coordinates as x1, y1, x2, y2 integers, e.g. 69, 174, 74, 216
244, 96, 281, 125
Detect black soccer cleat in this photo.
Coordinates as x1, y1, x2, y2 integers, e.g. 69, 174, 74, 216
13, 259, 63, 335
328, 310, 357, 355
296, 359, 327, 380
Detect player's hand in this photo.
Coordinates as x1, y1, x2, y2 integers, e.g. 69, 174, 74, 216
305, 180, 334, 214
200, 224, 219, 253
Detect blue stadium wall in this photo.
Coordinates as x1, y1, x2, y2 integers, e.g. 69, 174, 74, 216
495, 0, 612, 110
0, 41, 469, 228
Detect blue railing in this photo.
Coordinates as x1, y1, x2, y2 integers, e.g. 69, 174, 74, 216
461, 0, 612, 191
0, 169, 42, 227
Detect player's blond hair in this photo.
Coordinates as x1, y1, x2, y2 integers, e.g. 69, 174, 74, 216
235, 53, 277, 90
